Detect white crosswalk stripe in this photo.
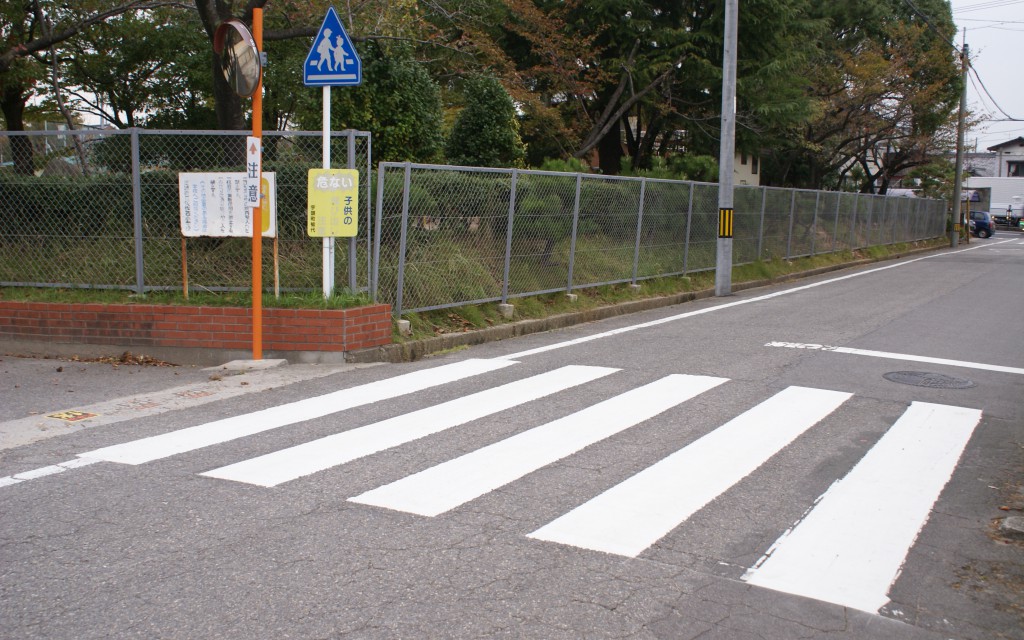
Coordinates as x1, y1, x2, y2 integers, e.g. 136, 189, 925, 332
201, 365, 618, 487
350, 374, 728, 516
15, 358, 982, 616
742, 401, 983, 613
527, 386, 853, 557
77, 358, 516, 465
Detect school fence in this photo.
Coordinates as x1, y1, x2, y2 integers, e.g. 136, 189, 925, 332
372, 163, 947, 316
0, 131, 947, 318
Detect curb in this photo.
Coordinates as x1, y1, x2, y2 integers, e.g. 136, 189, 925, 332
349, 245, 944, 363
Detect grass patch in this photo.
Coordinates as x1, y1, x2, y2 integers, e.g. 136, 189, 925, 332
391, 238, 946, 341
2, 236, 947, 344
0, 286, 371, 309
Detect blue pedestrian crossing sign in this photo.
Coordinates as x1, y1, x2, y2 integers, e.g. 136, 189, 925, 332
303, 7, 361, 86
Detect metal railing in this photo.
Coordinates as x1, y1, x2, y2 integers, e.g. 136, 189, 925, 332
0, 134, 946, 315
0, 128, 372, 294
373, 162, 947, 316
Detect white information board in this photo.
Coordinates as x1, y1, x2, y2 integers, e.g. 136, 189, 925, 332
178, 172, 277, 238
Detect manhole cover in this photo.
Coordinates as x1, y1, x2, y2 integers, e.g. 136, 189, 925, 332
883, 371, 976, 389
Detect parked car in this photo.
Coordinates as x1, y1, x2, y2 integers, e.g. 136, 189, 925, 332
969, 210, 994, 238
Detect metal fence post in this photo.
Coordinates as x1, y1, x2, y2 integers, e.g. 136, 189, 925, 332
566, 173, 582, 293
891, 196, 898, 245
347, 130, 358, 292
683, 184, 695, 273
394, 163, 412, 317
130, 128, 145, 295
786, 190, 796, 259
811, 191, 820, 256
866, 196, 875, 247
849, 195, 859, 250
365, 135, 374, 292
831, 192, 841, 252
631, 178, 647, 284
501, 170, 518, 304
372, 162, 386, 303
757, 187, 767, 260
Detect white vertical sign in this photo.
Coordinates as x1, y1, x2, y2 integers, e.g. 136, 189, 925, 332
245, 136, 261, 209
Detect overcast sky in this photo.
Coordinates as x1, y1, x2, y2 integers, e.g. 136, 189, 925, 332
949, 0, 1024, 150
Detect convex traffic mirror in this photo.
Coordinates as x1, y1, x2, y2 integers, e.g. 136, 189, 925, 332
213, 19, 261, 98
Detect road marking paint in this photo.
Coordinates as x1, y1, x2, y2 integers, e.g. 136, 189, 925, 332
1, 363, 378, 452
766, 341, 1024, 375
202, 365, 618, 488
496, 244, 991, 361
528, 386, 852, 557
78, 359, 517, 466
350, 374, 728, 516
0, 458, 102, 488
743, 402, 982, 613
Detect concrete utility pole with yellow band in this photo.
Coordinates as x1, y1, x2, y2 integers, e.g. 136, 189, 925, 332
715, 0, 738, 296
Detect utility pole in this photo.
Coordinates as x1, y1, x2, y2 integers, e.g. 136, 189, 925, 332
715, 0, 738, 296
950, 42, 968, 248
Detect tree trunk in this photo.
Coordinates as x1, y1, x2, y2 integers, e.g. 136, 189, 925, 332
597, 118, 623, 175
1, 83, 34, 175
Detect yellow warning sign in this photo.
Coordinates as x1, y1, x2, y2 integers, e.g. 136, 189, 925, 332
307, 169, 359, 237
718, 208, 734, 238
48, 410, 99, 422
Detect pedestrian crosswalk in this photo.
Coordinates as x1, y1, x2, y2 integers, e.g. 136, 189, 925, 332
201, 364, 617, 487
66, 358, 983, 615
527, 386, 853, 557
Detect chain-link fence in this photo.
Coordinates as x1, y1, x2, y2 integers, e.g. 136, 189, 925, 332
373, 162, 947, 316
0, 128, 372, 294
1, 137, 946, 313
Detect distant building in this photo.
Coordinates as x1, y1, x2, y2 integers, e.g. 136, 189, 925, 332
963, 152, 997, 177
987, 137, 1024, 177
944, 136, 1024, 177
953, 137, 1024, 215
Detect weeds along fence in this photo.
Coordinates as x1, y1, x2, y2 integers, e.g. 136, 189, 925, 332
0, 128, 372, 294
0, 131, 946, 316
373, 163, 947, 316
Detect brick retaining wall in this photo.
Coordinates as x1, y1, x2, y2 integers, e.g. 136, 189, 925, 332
0, 301, 392, 354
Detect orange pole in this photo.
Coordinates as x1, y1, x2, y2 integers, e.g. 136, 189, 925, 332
251, 8, 264, 359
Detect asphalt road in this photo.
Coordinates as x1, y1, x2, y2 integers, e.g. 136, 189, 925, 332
1, 235, 1022, 639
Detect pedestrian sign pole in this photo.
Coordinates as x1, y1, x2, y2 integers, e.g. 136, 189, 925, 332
304, 6, 362, 298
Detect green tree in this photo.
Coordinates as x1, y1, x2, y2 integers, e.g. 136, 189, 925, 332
445, 74, 525, 168
0, 1, 171, 173
64, 6, 202, 128
445, 0, 819, 174
761, 0, 960, 192
295, 42, 444, 162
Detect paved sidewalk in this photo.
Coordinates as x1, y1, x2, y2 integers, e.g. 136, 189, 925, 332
0, 351, 377, 451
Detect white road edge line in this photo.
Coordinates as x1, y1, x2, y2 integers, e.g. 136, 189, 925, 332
766, 341, 1024, 375
0, 458, 101, 488
495, 242, 999, 361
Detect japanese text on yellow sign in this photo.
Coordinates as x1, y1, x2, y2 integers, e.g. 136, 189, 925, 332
307, 169, 359, 237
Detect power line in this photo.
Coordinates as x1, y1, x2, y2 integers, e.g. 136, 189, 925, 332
953, 0, 1024, 14
969, 65, 1024, 120
956, 17, 1024, 22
